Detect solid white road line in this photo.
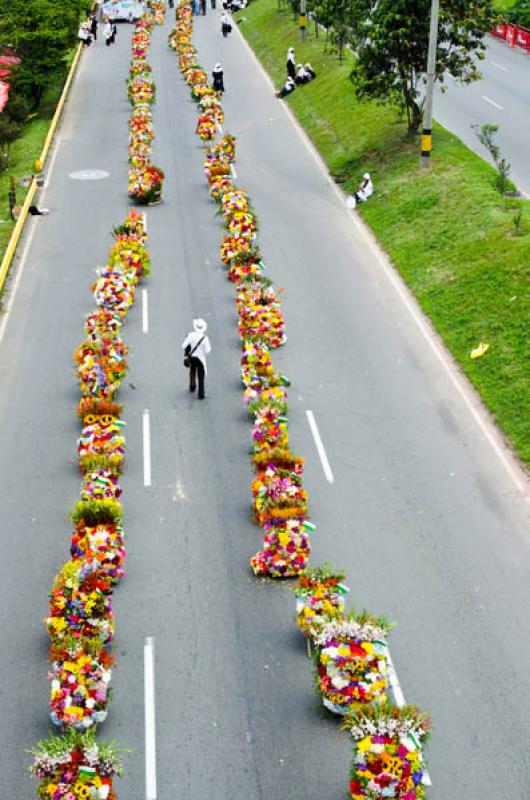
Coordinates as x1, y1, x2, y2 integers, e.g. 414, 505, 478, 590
230, 163, 238, 179
217, 122, 225, 135
490, 61, 508, 72
0, 137, 62, 347
386, 645, 432, 786
143, 409, 152, 487
306, 410, 334, 483
142, 211, 148, 234
482, 94, 504, 110
142, 288, 149, 333
42, 136, 62, 190
144, 636, 157, 800
234, 26, 527, 495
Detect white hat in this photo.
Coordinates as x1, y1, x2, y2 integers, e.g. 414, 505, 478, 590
363, 172, 371, 180
288, 47, 294, 53
214, 62, 222, 70
193, 318, 207, 332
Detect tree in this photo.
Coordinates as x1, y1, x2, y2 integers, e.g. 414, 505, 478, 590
0, 91, 28, 171
348, 0, 496, 133
472, 123, 511, 194
0, 0, 89, 108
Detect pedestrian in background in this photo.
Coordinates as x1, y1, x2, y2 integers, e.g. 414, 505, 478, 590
191, 0, 199, 14
103, 20, 113, 46
89, 13, 98, 42
286, 47, 296, 80
212, 63, 225, 93
169, 0, 174, 7
78, 22, 92, 46
200, 0, 207, 14
182, 319, 211, 400
110, 22, 117, 44
221, 10, 232, 36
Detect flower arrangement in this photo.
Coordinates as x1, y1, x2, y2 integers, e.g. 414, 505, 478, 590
45, 560, 115, 650
211, 133, 236, 162
149, 0, 166, 24
30, 730, 123, 799
236, 280, 285, 348
209, 176, 234, 202
251, 409, 289, 452
71, 523, 126, 585
314, 611, 393, 715
92, 268, 137, 316
128, 164, 165, 205
246, 385, 289, 417
252, 472, 308, 526
128, 75, 156, 106
196, 115, 217, 141
250, 518, 312, 577
108, 239, 151, 279
294, 563, 349, 640
343, 704, 432, 799
220, 234, 255, 266
49, 645, 112, 729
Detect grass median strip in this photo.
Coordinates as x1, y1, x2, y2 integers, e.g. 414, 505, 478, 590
237, 0, 530, 468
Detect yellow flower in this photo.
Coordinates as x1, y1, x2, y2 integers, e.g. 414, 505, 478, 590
357, 736, 373, 752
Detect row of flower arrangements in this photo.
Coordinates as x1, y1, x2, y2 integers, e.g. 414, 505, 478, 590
128, 9, 165, 205
30, 208, 150, 799
30, 8, 165, 792
169, 3, 433, 797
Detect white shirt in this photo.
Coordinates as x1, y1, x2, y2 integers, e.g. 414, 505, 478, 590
357, 178, 373, 202
182, 331, 212, 372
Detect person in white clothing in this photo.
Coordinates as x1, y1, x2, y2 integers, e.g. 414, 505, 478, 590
182, 318, 212, 399
348, 173, 373, 209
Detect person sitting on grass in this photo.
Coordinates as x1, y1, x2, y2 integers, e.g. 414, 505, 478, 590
347, 173, 373, 209
276, 76, 296, 100
295, 64, 311, 85
304, 63, 316, 81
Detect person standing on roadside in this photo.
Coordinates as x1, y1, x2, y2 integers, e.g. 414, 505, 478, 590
182, 319, 211, 400
103, 20, 113, 46
212, 63, 225, 93
169, 0, 174, 7
200, 0, 207, 15
221, 10, 232, 36
89, 13, 98, 42
286, 47, 296, 80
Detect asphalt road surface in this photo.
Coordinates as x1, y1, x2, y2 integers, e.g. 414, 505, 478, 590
1, 9, 530, 800
435, 35, 530, 196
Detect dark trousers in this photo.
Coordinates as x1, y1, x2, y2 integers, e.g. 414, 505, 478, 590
189, 357, 205, 397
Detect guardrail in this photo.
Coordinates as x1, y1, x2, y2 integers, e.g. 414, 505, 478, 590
492, 21, 530, 52
0, 39, 85, 296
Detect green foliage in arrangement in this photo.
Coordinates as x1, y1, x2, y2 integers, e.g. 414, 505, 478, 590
71, 499, 123, 528
236, 0, 530, 466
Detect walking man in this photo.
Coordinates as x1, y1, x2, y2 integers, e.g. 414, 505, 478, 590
182, 319, 211, 400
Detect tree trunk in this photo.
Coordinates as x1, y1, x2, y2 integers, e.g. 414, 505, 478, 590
409, 100, 423, 134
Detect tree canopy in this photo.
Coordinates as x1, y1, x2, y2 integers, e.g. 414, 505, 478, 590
345, 0, 496, 133
0, 0, 90, 107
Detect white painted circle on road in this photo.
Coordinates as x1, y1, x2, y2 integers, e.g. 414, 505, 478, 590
69, 169, 110, 180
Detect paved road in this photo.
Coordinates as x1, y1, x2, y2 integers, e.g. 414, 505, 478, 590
1, 8, 530, 800
435, 35, 530, 195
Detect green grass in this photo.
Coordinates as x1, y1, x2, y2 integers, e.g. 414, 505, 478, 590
237, 0, 530, 467
0, 76, 67, 283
